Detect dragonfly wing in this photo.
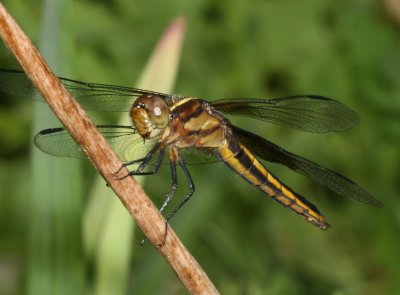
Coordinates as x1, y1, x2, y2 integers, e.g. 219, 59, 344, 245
35, 124, 220, 169
34, 125, 159, 165
0, 69, 172, 111
211, 95, 360, 133
232, 125, 382, 207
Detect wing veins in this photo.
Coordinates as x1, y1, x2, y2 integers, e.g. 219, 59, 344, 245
0, 69, 171, 112
212, 96, 359, 133
232, 126, 382, 207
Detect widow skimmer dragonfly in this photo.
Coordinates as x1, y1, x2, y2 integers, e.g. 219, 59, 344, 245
0, 69, 382, 229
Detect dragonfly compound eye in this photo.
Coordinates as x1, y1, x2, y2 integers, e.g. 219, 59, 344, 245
131, 95, 170, 138
145, 96, 170, 128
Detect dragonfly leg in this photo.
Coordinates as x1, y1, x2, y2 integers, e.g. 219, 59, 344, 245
140, 148, 179, 247
114, 143, 164, 179
165, 154, 195, 223
159, 152, 178, 215
152, 150, 179, 246
141, 148, 195, 246
113, 156, 146, 175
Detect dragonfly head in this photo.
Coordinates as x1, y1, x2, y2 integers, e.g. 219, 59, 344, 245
131, 94, 170, 139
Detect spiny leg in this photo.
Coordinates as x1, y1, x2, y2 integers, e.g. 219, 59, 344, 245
139, 148, 179, 246
153, 148, 196, 246
114, 142, 164, 179
159, 152, 178, 215
140, 148, 196, 246
165, 155, 195, 223
149, 149, 180, 246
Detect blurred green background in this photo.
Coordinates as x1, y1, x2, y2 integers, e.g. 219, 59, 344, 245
0, 0, 399, 294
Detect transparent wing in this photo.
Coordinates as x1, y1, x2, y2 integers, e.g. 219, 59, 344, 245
211, 95, 360, 133
35, 125, 220, 167
232, 125, 382, 207
0, 69, 172, 111
34, 125, 158, 163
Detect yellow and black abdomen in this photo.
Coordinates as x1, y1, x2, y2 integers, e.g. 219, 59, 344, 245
217, 139, 330, 229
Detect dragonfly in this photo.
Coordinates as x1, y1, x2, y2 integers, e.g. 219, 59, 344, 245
0, 69, 382, 229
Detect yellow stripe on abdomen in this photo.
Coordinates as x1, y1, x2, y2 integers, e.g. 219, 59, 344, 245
218, 140, 329, 229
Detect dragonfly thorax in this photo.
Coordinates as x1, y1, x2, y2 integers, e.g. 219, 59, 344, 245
130, 94, 170, 139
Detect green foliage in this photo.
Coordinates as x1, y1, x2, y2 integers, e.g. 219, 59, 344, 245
0, 0, 399, 294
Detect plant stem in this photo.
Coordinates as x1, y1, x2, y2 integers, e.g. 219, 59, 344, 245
0, 4, 219, 294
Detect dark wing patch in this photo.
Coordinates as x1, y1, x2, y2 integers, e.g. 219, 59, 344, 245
211, 95, 359, 133
232, 125, 382, 207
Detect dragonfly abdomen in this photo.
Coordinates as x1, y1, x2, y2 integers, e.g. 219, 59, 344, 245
217, 139, 330, 230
